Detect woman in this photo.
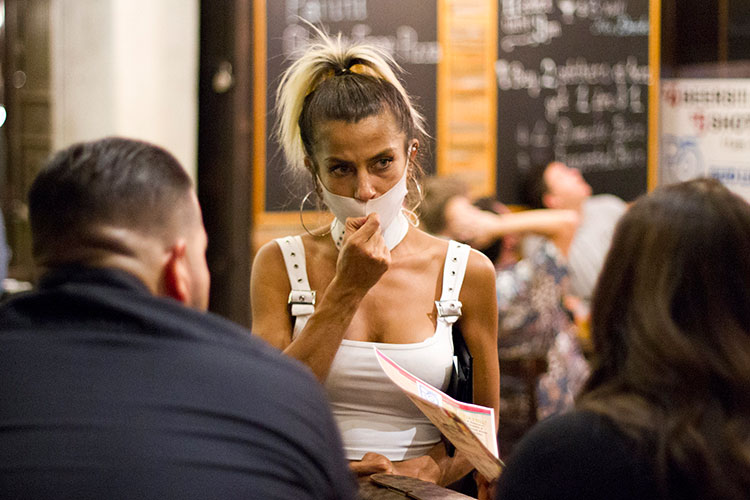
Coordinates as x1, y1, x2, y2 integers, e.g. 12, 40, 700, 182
497, 178, 750, 499
250, 31, 499, 489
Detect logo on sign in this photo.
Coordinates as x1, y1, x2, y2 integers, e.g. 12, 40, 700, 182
661, 135, 704, 183
663, 85, 680, 107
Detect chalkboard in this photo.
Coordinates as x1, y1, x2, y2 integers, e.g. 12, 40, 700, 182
496, 0, 650, 204
264, 1, 439, 211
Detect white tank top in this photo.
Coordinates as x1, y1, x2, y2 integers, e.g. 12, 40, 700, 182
275, 237, 471, 460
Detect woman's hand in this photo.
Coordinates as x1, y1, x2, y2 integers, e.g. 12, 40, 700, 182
336, 213, 391, 292
392, 455, 442, 483
350, 453, 441, 484
349, 452, 395, 477
476, 471, 498, 500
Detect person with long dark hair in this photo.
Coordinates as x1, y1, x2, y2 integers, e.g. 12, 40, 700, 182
497, 178, 750, 499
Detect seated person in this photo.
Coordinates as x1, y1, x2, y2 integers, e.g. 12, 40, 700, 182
498, 178, 750, 500
0, 137, 357, 500
522, 161, 627, 302
421, 177, 589, 421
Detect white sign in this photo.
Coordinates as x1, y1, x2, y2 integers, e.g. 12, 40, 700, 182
660, 78, 750, 200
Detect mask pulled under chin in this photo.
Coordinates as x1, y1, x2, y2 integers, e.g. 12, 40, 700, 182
318, 167, 408, 231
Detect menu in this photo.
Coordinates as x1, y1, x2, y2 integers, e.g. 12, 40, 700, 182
374, 348, 503, 480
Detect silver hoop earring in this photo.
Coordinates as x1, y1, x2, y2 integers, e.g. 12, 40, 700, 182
414, 178, 423, 201
299, 190, 331, 237
405, 176, 424, 225
402, 207, 420, 228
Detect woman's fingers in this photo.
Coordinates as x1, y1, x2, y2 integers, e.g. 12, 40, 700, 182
335, 214, 391, 291
349, 452, 394, 476
344, 214, 379, 241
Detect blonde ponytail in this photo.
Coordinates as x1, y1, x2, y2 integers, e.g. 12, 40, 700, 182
274, 25, 427, 175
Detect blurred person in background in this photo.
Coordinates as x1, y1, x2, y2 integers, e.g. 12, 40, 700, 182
421, 177, 589, 425
522, 161, 627, 302
498, 178, 750, 500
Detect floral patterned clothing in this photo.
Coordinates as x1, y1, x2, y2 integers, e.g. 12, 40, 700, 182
496, 237, 589, 420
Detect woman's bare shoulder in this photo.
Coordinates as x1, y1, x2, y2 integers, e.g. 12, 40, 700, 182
405, 227, 451, 256
254, 237, 282, 264
254, 231, 332, 259
466, 247, 496, 278
251, 238, 288, 286
410, 229, 493, 272
459, 247, 497, 307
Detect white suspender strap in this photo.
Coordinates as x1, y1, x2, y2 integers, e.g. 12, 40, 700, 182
436, 240, 471, 324
274, 236, 314, 336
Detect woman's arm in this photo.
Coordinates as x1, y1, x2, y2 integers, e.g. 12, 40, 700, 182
444, 248, 501, 484
375, 248, 500, 487
460, 249, 501, 422
471, 209, 580, 256
441, 197, 579, 256
251, 214, 390, 381
250, 240, 296, 346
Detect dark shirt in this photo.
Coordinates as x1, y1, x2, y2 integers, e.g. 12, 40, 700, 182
0, 210, 8, 289
0, 267, 358, 500
497, 410, 658, 500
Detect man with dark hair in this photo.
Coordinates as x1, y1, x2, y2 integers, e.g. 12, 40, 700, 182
0, 137, 357, 499
521, 161, 626, 301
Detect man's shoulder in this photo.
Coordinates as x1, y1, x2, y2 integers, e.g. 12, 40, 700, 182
0, 289, 355, 500
0, 278, 318, 388
121, 294, 321, 385
185, 307, 319, 380
576, 195, 626, 236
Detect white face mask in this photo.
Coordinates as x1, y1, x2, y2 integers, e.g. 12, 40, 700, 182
318, 156, 410, 231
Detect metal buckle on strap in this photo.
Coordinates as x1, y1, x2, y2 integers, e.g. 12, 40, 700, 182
288, 290, 316, 306
435, 300, 462, 324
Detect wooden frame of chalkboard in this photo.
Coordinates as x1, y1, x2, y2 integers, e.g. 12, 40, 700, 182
436, 0, 499, 200
495, 0, 661, 204
648, 0, 660, 193
252, 0, 439, 249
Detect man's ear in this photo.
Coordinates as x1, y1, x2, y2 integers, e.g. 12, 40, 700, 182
162, 240, 190, 305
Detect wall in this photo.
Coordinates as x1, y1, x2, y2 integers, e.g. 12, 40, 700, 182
50, 0, 198, 176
